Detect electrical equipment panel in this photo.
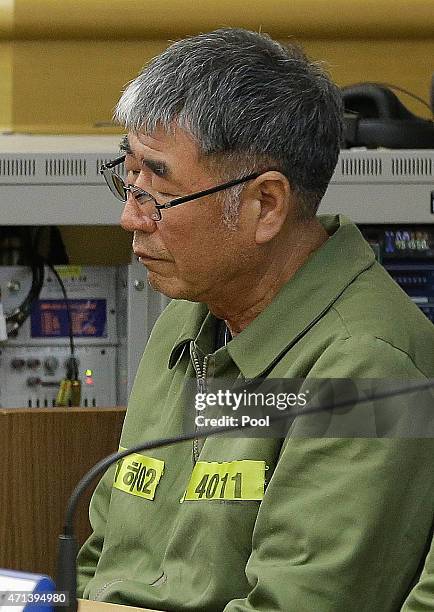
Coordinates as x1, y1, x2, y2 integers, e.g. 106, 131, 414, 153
359, 226, 434, 323
0, 263, 169, 408
1, 137, 433, 225
0, 135, 122, 226
320, 150, 434, 223
0, 266, 118, 408
1, 344, 117, 408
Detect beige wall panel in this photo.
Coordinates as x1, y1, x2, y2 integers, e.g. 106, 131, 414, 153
0, 41, 13, 130
9, 0, 434, 40
0, 0, 13, 39
11, 37, 434, 134
12, 40, 166, 133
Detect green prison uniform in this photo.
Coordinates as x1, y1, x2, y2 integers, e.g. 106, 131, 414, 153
77, 215, 434, 611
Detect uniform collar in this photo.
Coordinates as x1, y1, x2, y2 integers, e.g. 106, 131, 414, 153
168, 302, 209, 369
169, 215, 375, 376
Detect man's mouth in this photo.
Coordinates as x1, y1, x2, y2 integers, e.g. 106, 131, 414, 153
134, 250, 167, 262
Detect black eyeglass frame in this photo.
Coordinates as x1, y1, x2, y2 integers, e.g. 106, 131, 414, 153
99, 155, 261, 221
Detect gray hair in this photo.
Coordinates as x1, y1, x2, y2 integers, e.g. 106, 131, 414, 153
115, 28, 343, 220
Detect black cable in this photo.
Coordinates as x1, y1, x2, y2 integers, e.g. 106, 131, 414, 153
5, 256, 45, 333
345, 81, 433, 119
39, 260, 80, 405
376, 82, 433, 118
34, 227, 77, 378
3, 227, 77, 379
43, 261, 76, 376
5, 227, 44, 333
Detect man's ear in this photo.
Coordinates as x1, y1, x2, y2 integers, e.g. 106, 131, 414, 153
245, 171, 293, 244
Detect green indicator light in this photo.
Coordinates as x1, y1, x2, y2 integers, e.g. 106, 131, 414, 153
85, 369, 93, 376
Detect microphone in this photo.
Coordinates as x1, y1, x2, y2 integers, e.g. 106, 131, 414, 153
56, 378, 434, 612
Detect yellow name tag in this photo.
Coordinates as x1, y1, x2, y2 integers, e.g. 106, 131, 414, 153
182, 460, 266, 502
113, 450, 165, 500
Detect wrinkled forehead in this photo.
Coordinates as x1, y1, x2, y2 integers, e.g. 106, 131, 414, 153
127, 126, 204, 163
122, 127, 217, 188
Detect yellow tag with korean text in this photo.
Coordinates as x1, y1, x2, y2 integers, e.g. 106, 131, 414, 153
113, 450, 165, 500
182, 460, 266, 502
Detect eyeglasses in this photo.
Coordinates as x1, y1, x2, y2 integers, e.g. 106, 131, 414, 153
99, 155, 260, 221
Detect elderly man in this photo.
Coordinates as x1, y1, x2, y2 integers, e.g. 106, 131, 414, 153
78, 28, 434, 611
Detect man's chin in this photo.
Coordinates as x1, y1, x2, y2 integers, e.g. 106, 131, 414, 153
146, 270, 198, 301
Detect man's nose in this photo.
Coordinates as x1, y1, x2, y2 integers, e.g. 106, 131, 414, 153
120, 194, 157, 233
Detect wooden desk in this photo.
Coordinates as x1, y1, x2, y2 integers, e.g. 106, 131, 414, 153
78, 599, 163, 612
0, 407, 126, 578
